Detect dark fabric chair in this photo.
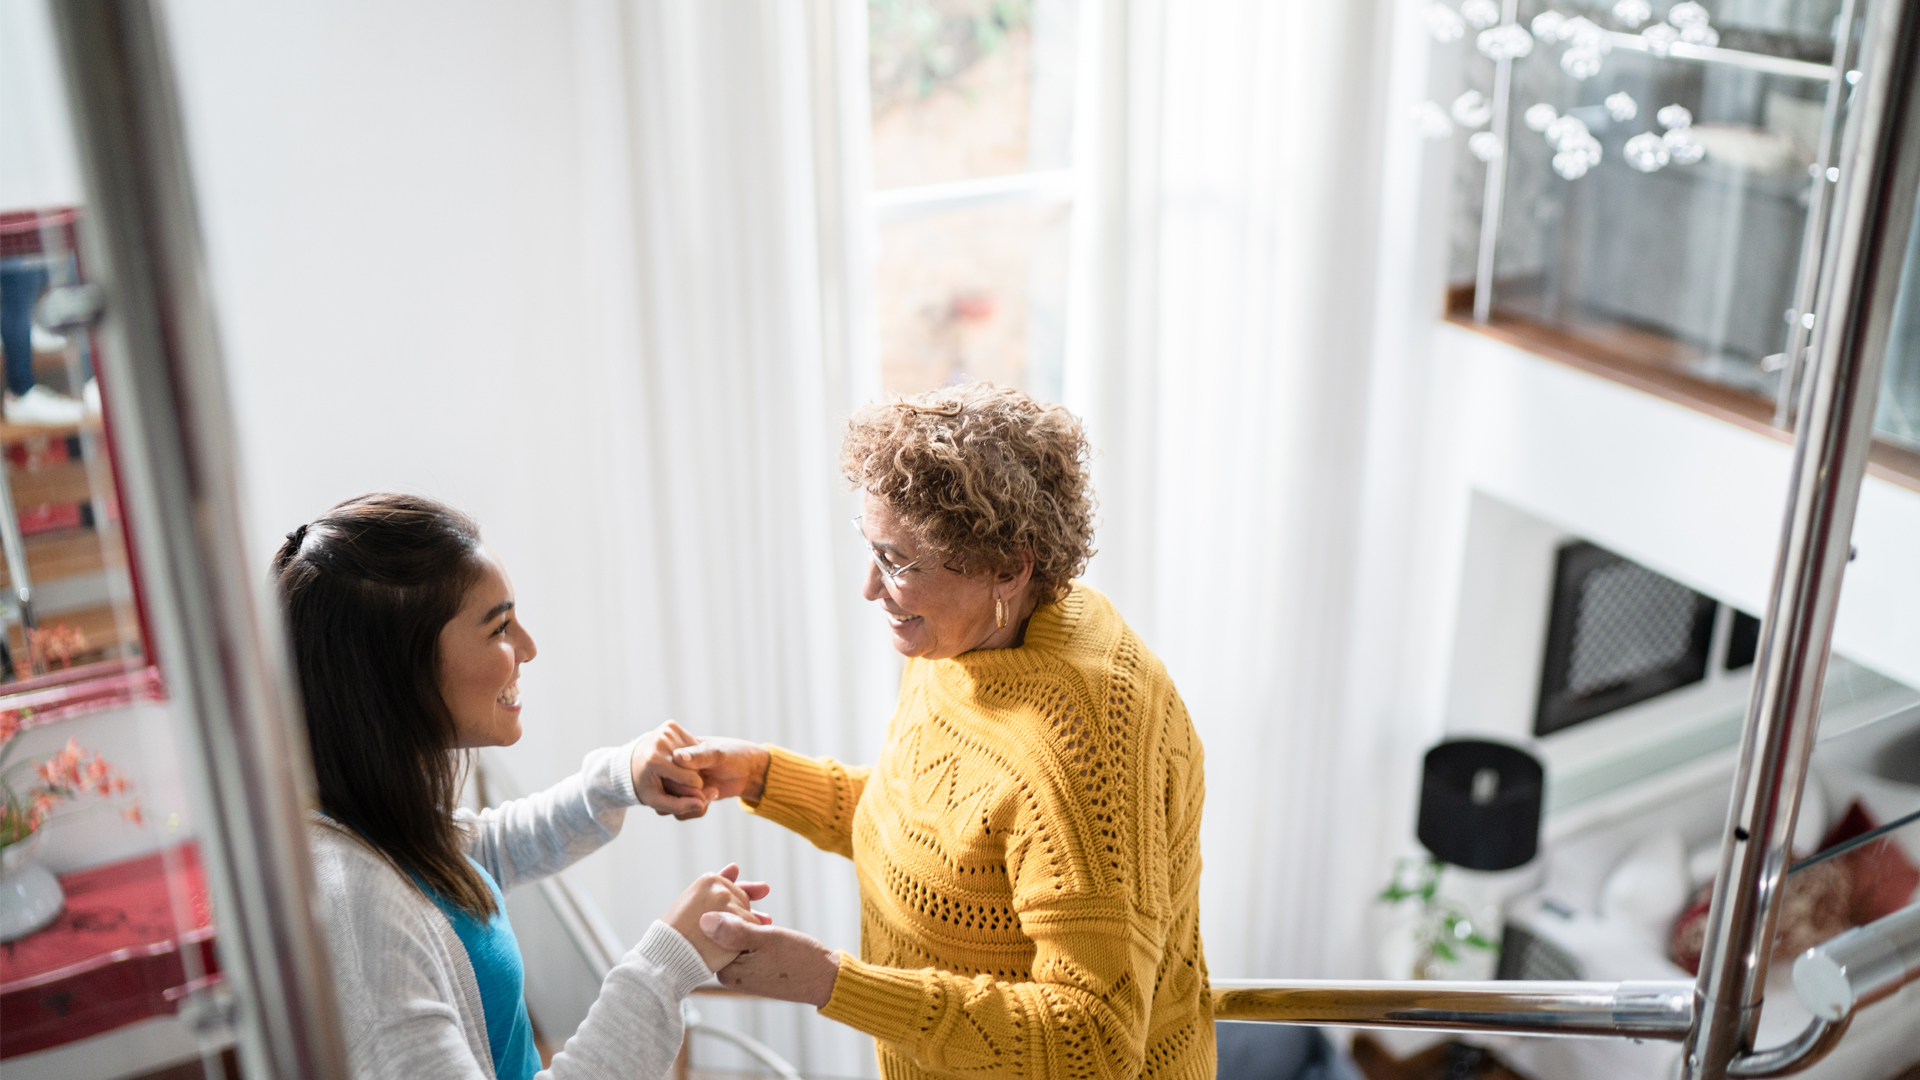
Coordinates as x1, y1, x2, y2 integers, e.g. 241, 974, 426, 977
1214, 1022, 1365, 1080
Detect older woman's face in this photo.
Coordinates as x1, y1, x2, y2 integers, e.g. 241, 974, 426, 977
858, 491, 1020, 661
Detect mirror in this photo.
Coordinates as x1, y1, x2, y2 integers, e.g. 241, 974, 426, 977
0, 207, 160, 722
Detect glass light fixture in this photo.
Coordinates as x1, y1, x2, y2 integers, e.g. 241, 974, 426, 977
1460, 0, 1501, 31
1413, 101, 1455, 139
1546, 114, 1591, 149
1477, 24, 1534, 60
1625, 131, 1671, 172
1524, 102, 1560, 132
1663, 127, 1707, 165
1553, 146, 1595, 179
1667, 2, 1710, 30
1452, 89, 1494, 129
1657, 103, 1694, 130
1531, 10, 1567, 40
1469, 130, 1505, 162
1427, 3, 1467, 43
1605, 91, 1639, 122
1642, 22, 1679, 56
1562, 46, 1605, 79
1611, 0, 1652, 29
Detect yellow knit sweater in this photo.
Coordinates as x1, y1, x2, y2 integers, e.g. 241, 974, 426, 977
746, 584, 1211, 1080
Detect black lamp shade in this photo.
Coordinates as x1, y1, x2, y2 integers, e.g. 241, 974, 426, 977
1417, 739, 1544, 871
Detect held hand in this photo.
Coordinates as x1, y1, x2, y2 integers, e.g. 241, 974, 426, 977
702, 912, 841, 1007
671, 739, 772, 805
664, 864, 773, 972
632, 721, 713, 819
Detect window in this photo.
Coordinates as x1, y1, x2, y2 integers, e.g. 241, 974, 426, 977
866, 0, 1081, 401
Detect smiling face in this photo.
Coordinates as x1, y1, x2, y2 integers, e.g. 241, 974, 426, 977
858, 490, 1032, 660
437, 547, 537, 749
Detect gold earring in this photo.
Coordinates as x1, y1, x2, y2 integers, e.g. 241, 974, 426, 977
995, 597, 1007, 628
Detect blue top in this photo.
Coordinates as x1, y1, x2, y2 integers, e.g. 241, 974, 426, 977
419, 859, 542, 1080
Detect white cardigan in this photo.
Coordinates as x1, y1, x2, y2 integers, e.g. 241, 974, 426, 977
307, 741, 710, 1080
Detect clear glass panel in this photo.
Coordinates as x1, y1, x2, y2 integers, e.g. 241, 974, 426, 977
1441, 0, 1855, 407
874, 201, 1070, 399
1879, 187, 1920, 451
868, 0, 1078, 189
2, 4, 219, 1076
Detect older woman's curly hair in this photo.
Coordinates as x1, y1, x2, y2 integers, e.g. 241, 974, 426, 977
843, 383, 1095, 603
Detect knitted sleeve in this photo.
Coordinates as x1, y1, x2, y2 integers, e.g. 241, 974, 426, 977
743, 744, 871, 859
818, 674, 1178, 1080
820, 907, 1162, 1080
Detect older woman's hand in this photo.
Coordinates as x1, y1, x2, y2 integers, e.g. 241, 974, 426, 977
700, 912, 840, 1007
631, 721, 716, 819
673, 738, 772, 805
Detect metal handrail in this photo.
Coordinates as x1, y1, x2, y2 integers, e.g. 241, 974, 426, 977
1793, 900, 1920, 1022
1211, 979, 1693, 1040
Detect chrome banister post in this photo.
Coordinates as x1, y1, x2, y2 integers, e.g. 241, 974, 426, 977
1683, 0, 1920, 1073
46, 3, 349, 1079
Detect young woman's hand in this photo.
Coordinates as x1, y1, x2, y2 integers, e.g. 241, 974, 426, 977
631, 721, 715, 819
671, 738, 772, 804
700, 912, 840, 1007
664, 863, 772, 972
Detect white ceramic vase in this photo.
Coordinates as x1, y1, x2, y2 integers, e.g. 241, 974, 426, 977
0, 831, 65, 941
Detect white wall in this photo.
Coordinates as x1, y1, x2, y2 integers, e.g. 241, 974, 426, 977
1426, 322, 1920, 694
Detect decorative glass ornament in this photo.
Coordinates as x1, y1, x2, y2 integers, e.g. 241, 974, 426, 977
1553, 147, 1594, 179
1664, 127, 1706, 164
1469, 130, 1505, 162
1413, 101, 1455, 139
1477, 24, 1535, 60
1612, 0, 1653, 28
1427, 3, 1467, 42
1624, 132, 1671, 171
1545, 114, 1591, 149
1605, 91, 1639, 122
1657, 103, 1693, 129
1560, 15, 1608, 47
1451, 90, 1495, 129
1532, 11, 1568, 39
1461, 0, 1502, 30
1667, 1, 1711, 29
1641, 23, 1680, 55
1524, 102, 1560, 132
1561, 46, 1605, 79
1680, 23, 1719, 45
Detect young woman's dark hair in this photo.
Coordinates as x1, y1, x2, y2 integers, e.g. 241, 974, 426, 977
273, 493, 496, 918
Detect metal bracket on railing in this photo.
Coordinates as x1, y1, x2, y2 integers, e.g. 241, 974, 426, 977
1724, 1016, 1852, 1079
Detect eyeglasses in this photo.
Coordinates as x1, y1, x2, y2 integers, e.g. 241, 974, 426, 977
850, 516, 933, 587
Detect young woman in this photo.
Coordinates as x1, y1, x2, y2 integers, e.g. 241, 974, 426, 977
276, 493, 759, 1080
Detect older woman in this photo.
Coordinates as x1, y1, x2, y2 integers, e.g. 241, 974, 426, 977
674, 384, 1213, 1080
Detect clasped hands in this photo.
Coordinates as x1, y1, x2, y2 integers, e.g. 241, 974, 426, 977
635, 723, 837, 1007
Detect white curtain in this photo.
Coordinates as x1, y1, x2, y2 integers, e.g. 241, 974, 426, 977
551, 2, 893, 1075
1069, 0, 1450, 981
